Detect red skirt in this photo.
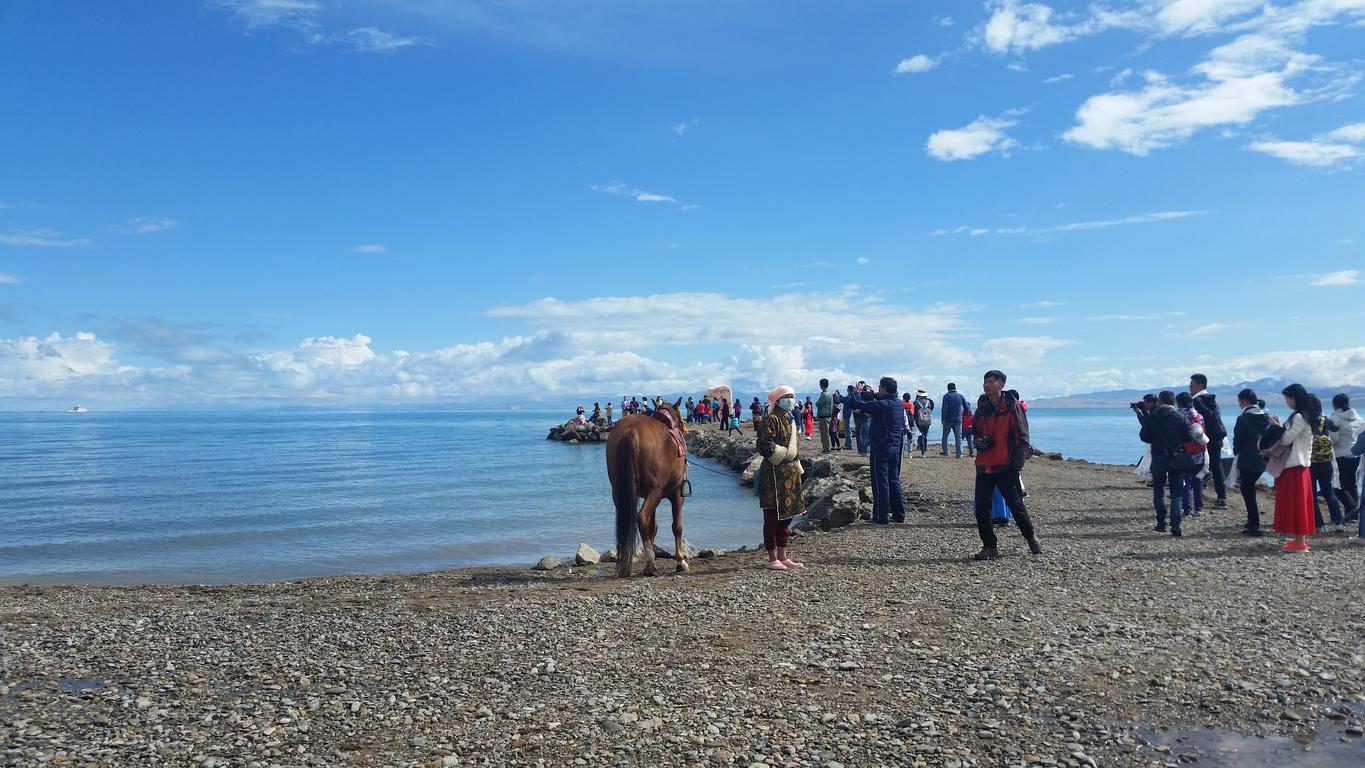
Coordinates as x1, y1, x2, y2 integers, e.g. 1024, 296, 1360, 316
1273, 465, 1316, 536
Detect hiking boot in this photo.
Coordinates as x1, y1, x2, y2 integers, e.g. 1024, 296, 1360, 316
1154, 524, 1167, 533
1214, 498, 1228, 510
1027, 538, 1042, 555
973, 547, 1000, 561
1170, 529, 1183, 537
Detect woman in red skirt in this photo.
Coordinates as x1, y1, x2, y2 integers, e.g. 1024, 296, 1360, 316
1267, 383, 1318, 551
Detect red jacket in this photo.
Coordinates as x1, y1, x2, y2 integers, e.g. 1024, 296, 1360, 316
972, 393, 1031, 474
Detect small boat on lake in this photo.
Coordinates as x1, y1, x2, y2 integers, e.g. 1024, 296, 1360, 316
69, 405, 88, 413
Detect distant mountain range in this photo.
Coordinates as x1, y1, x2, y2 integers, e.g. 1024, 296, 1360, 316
1030, 378, 1365, 409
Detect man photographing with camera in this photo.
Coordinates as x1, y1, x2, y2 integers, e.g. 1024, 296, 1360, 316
970, 369, 1041, 560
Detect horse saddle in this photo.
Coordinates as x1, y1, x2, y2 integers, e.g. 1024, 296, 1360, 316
652, 410, 687, 458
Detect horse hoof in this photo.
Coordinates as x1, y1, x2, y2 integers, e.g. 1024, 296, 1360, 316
676, 561, 689, 573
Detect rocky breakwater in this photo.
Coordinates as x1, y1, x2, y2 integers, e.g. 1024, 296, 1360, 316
545, 418, 611, 444
684, 429, 875, 532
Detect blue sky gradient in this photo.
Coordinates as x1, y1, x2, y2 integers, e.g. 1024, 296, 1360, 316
1, 1, 1362, 408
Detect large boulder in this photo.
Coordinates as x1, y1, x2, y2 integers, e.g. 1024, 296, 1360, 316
575, 543, 600, 566
533, 555, 560, 571
811, 458, 834, 478
823, 491, 863, 530
740, 455, 764, 484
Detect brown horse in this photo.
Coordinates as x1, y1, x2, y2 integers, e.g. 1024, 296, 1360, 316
606, 398, 690, 577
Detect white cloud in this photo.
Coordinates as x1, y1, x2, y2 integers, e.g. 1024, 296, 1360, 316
1327, 123, 1365, 142
1311, 269, 1360, 286
353, 243, 387, 253
0, 332, 132, 383
1064, 3, 1365, 154
0, 272, 21, 284
672, 117, 700, 136
211, 1, 424, 53
925, 114, 1020, 161
1153, 0, 1267, 35
1187, 322, 1228, 337
112, 217, 176, 234
0, 229, 92, 247
1020, 300, 1064, 308
1248, 121, 1365, 167
342, 27, 425, 53
591, 181, 679, 204
1247, 139, 1363, 167
1017, 316, 1057, 325
1043, 73, 1074, 83
937, 210, 1206, 237
893, 54, 939, 74
1090, 314, 1159, 321
855, 257, 869, 265
937, 16, 955, 27
979, 0, 1131, 54
212, 0, 321, 31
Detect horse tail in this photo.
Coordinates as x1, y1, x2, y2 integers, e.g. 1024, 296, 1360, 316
613, 434, 640, 578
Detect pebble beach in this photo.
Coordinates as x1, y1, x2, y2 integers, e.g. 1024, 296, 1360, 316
3, 437, 1363, 767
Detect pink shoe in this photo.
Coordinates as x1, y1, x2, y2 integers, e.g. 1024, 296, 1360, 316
780, 559, 804, 569
766, 560, 788, 571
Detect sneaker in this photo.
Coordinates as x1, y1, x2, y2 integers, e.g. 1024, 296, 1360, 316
1214, 498, 1228, 510
992, 518, 1010, 528
780, 559, 804, 569
1027, 538, 1042, 555
1241, 527, 1264, 537
1171, 529, 1183, 537
1154, 524, 1167, 533
1348, 536, 1365, 546
1280, 540, 1309, 552
973, 547, 1000, 561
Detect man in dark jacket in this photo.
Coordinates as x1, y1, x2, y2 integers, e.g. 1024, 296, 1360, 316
970, 370, 1040, 559
1232, 388, 1270, 536
815, 378, 835, 454
939, 383, 969, 458
850, 377, 907, 524
1139, 390, 1189, 536
1190, 373, 1228, 509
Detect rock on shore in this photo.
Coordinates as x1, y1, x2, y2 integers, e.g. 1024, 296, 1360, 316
546, 418, 611, 443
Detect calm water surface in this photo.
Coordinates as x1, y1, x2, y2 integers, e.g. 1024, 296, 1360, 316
0, 407, 1223, 585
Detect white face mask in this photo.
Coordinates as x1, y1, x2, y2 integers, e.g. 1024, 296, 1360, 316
777, 397, 795, 412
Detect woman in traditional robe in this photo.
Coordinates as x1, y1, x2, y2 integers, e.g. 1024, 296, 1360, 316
756, 385, 805, 571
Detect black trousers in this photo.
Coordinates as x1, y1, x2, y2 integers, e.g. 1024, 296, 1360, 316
1337, 456, 1361, 511
973, 469, 1035, 549
1238, 469, 1261, 531
1207, 438, 1227, 500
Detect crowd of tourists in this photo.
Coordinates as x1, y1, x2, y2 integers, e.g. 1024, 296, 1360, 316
748, 370, 1039, 569
1136, 374, 1364, 550
583, 370, 1364, 568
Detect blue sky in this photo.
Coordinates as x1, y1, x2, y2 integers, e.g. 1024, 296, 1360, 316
1, 0, 1362, 408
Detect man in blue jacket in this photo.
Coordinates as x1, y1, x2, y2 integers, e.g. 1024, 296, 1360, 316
850, 377, 907, 524
939, 382, 969, 458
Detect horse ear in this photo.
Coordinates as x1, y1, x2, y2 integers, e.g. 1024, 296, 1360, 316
673, 397, 683, 409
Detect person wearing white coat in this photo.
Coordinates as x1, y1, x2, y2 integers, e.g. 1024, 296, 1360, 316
1328, 393, 1362, 516
1262, 384, 1318, 552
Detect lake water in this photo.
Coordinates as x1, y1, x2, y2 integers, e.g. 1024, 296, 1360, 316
0, 407, 1259, 585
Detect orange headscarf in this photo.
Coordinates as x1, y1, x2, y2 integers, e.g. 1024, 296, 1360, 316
767, 385, 796, 414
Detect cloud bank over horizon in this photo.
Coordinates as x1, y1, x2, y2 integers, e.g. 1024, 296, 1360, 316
4, 288, 1363, 409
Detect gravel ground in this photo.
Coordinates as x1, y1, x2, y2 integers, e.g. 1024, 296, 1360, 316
3, 447, 1363, 767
